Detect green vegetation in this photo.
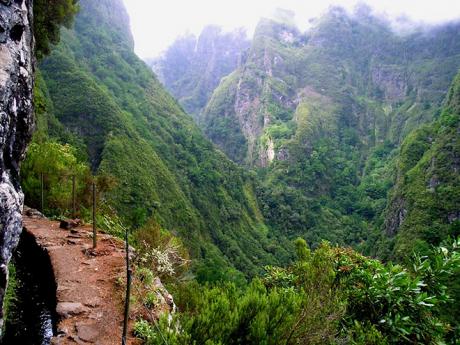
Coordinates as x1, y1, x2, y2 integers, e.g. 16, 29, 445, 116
380, 72, 460, 261
34, 0, 80, 58
196, 7, 460, 264
3, 263, 17, 328
21, 141, 90, 216
22, 1, 460, 343
25, 0, 289, 282
135, 238, 460, 344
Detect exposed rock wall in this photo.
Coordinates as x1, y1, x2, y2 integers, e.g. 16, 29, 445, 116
0, 0, 34, 331
189, 13, 460, 167
150, 26, 250, 119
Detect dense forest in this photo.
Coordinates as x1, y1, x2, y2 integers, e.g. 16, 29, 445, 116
154, 7, 460, 261
6, 0, 459, 343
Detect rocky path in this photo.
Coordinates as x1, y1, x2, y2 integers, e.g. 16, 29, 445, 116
22, 210, 139, 345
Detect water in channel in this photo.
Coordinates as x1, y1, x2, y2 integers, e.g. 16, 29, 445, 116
2, 230, 57, 345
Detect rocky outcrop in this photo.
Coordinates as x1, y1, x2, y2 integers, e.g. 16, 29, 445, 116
150, 26, 250, 119
0, 0, 34, 332
384, 196, 407, 236
371, 64, 408, 102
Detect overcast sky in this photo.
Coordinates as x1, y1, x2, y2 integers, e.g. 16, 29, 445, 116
123, 0, 460, 58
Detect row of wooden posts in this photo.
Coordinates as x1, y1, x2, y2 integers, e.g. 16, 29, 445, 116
39, 173, 98, 249
38, 172, 132, 344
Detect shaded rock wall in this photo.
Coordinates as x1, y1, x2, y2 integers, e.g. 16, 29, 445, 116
0, 0, 34, 332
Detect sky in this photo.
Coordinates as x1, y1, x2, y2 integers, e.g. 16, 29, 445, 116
123, 0, 460, 58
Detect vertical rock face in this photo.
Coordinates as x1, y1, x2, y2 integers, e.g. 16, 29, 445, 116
150, 26, 250, 119
0, 0, 34, 331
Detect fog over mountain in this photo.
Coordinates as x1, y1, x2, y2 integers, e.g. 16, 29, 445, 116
1, 0, 460, 343
123, 0, 460, 58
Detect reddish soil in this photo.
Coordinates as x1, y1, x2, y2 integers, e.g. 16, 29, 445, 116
22, 213, 140, 345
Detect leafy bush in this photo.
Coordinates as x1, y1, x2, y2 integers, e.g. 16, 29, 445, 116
34, 0, 80, 58
21, 141, 90, 216
137, 239, 460, 344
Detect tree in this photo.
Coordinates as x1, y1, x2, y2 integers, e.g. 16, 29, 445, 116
34, 0, 80, 58
21, 141, 90, 215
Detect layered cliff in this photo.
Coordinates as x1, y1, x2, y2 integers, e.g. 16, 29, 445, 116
0, 0, 34, 331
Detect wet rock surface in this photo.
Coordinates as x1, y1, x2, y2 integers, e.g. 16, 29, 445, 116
56, 303, 88, 318
0, 0, 34, 331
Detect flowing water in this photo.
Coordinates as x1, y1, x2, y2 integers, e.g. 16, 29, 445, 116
1, 230, 57, 345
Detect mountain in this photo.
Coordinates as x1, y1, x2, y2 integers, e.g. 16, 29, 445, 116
201, 7, 460, 166
381, 71, 460, 260
3, 0, 460, 342
31, 0, 292, 281
148, 26, 250, 120
22, 0, 460, 280
155, 6, 460, 252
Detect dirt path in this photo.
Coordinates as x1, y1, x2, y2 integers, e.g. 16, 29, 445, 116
22, 211, 139, 345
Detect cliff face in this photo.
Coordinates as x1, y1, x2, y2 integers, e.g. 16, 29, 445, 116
382, 71, 460, 259
0, 0, 34, 331
149, 26, 250, 119
202, 13, 460, 166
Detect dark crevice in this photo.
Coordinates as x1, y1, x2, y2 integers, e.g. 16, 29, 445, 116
9, 24, 24, 42
0, 25, 5, 44
1, 230, 58, 345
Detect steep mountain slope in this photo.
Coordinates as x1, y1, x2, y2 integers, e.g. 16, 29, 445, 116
32, 0, 291, 281
149, 26, 250, 120
203, 8, 460, 165
381, 71, 460, 260
156, 7, 460, 250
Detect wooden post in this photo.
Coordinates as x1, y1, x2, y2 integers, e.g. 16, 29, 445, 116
72, 175, 76, 219
122, 226, 131, 345
40, 172, 44, 213
92, 181, 97, 249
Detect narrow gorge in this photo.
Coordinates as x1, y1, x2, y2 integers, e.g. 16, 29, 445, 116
0, 0, 459, 343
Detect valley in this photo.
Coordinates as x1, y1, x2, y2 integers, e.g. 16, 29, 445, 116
0, 0, 459, 343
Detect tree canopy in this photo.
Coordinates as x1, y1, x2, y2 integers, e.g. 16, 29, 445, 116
34, 0, 79, 58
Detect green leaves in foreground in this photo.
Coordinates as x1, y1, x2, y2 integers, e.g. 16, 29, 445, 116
136, 239, 460, 344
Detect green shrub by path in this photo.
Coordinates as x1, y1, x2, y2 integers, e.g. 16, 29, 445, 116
21, 141, 91, 216
136, 239, 460, 344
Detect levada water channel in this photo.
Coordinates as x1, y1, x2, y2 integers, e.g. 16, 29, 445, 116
1, 230, 58, 344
